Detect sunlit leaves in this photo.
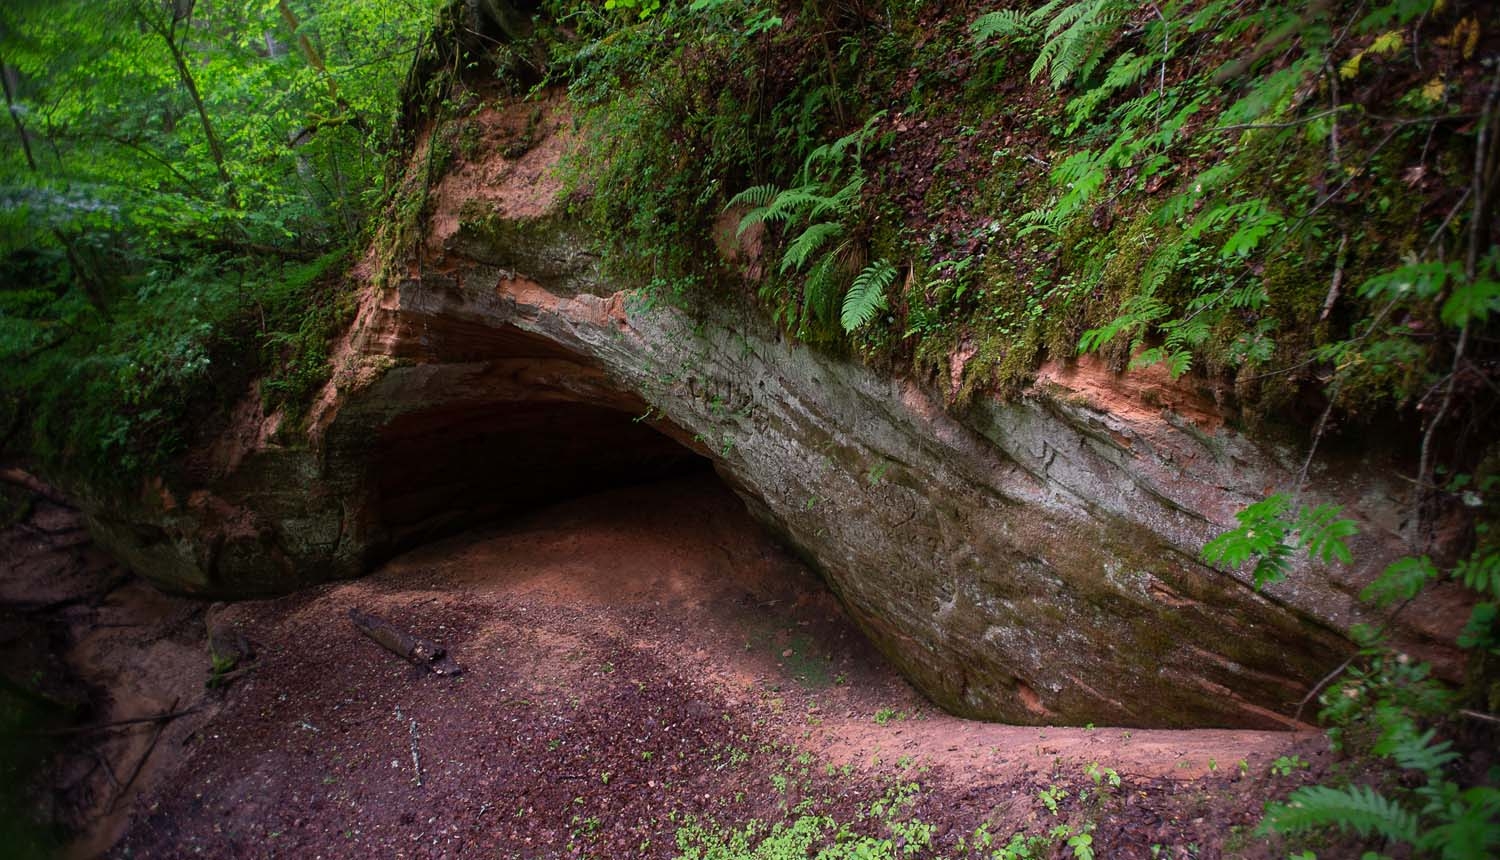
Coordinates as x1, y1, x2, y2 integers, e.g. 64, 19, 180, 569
1201, 494, 1360, 589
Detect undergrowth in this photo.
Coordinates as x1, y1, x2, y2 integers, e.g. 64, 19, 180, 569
0, 248, 352, 480
674, 768, 1104, 860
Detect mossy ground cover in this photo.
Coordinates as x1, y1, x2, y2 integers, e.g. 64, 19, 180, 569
546, 0, 1496, 445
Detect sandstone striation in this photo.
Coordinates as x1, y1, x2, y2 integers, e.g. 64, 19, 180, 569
78, 96, 1458, 728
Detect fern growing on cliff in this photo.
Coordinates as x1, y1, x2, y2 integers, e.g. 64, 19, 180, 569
841, 259, 896, 331
728, 112, 896, 334
971, 0, 1130, 89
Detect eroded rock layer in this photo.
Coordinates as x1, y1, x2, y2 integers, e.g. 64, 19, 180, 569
80, 98, 1454, 729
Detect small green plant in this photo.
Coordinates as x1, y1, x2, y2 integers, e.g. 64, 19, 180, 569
1065, 826, 1095, 860
1214, 493, 1500, 854
205, 650, 237, 688
1200, 494, 1358, 589
1084, 762, 1120, 788
1038, 785, 1069, 815
1270, 755, 1309, 777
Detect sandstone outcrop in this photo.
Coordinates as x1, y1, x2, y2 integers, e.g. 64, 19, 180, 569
79, 96, 1458, 728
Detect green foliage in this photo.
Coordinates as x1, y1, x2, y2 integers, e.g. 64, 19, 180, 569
842, 259, 896, 332
972, 0, 1130, 90
1362, 556, 1440, 608
604, 0, 662, 20
1262, 784, 1422, 844
1271, 755, 1309, 777
1199, 494, 1358, 589
1232, 496, 1500, 857
727, 111, 895, 337
675, 779, 931, 860
1261, 680, 1500, 859
553, 0, 780, 305
1, 0, 438, 476
972, 0, 1492, 425
674, 772, 1092, 860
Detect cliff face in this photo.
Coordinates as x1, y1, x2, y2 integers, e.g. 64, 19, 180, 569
81, 95, 1457, 729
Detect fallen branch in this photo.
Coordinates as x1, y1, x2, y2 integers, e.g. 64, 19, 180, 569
349, 609, 462, 676
0, 467, 69, 505
408, 716, 422, 787
22, 705, 200, 737
109, 696, 177, 813
1318, 233, 1348, 322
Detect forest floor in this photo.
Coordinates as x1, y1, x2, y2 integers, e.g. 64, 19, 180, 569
4, 472, 1335, 859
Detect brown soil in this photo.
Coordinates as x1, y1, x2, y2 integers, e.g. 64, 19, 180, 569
5, 474, 1332, 859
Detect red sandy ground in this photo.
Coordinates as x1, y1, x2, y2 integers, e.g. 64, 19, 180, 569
5, 474, 1334, 859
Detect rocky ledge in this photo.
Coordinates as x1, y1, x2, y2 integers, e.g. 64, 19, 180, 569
79, 96, 1461, 729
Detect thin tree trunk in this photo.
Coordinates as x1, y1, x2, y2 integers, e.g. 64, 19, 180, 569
2, 51, 111, 318
136, 0, 239, 209
1, 57, 37, 170
276, 0, 338, 102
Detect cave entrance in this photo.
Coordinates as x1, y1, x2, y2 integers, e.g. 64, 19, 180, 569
371, 396, 713, 555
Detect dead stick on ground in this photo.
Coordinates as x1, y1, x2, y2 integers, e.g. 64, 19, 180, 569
109, 696, 178, 813
93, 748, 121, 793
1295, 655, 1355, 722
349, 609, 462, 676
0, 466, 69, 504
409, 717, 422, 787
23, 706, 199, 737
1319, 233, 1348, 322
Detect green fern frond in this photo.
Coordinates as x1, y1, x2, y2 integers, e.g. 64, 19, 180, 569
1065, 50, 1157, 130
1029, 0, 1125, 88
780, 222, 845, 274
811, 176, 864, 221
727, 183, 782, 210
1371, 712, 1460, 779
971, 10, 1032, 44
972, 0, 1071, 46
1388, 730, 1460, 777
1078, 290, 1169, 356
735, 183, 831, 238
841, 259, 896, 332
1261, 785, 1421, 845
1415, 787, 1500, 858
1138, 241, 1182, 295
802, 254, 843, 327
1017, 204, 1068, 237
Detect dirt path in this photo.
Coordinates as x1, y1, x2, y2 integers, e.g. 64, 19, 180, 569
5, 473, 1329, 858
